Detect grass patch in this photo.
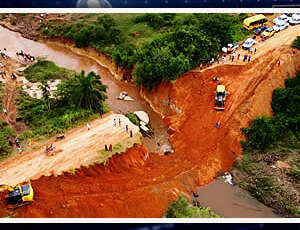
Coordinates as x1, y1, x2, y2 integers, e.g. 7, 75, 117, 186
97, 134, 141, 166
0, 121, 14, 161
125, 112, 139, 126
24, 59, 75, 83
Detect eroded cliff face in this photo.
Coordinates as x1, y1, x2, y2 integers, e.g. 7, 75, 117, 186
141, 46, 300, 183
1, 31, 299, 217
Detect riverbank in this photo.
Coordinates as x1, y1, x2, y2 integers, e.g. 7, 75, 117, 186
0, 15, 299, 217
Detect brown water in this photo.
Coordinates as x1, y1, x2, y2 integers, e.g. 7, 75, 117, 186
194, 178, 278, 217
0, 25, 169, 153
0, 25, 279, 218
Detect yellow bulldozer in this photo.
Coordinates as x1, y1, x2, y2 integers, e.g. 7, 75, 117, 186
0, 181, 34, 209
213, 77, 226, 111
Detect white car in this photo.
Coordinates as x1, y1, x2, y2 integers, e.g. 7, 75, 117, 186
273, 21, 289, 32
242, 38, 256, 50
289, 14, 300, 25
273, 14, 290, 24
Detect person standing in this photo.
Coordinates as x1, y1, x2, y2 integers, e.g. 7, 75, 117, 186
125, 124, 129, 132
3, 107, 7, 115
248, 55, 251, 62
222, 56, 225, 63
15, 139, 20, 148
278, 60, 280, 67
18, 147, 22, 154
105, 144, 108, 151
217, 56, 220, 64
130, 130, 133, 138
99, 107, 103, 118
87, 122, 91, 130
113, 118, 117, 126
216, 123, 219, 128
254, 48, 257, 53
109, 144, 112, 152
237, 53, 240, 60
119, 118, 121, 127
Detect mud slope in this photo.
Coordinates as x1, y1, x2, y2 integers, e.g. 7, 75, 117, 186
0, 45, 298, 218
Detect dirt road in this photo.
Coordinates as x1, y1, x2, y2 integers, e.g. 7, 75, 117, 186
0, 112, 140, 187
0, 24, 299, 217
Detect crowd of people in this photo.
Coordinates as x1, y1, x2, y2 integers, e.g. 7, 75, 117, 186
16, 50, 35, 62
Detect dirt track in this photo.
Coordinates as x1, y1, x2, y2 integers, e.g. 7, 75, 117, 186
0, 112, 140, 187
0, 24, 299, 217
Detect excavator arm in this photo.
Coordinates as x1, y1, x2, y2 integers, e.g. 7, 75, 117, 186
0, 184, 15, 192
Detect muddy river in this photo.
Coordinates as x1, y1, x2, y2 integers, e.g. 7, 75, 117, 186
0, 25, 278, 217
0, 25, 170, 153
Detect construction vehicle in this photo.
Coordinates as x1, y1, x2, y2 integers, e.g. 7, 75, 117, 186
0, 181, 34, 209
213, 77, 226, 111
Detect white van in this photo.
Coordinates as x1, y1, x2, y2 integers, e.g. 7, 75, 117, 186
289, 14, 300, 25
273, 20, 289, 32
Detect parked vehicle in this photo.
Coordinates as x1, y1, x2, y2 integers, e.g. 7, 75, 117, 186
273, 14, 290, 24
227, 43, 239, 52
261, 27, 275, 39
253, 25, 267, 35
242, 38, 256, 50
243, 14, 268, 30
284, 13, 293, 17
273, 21, 289, 32
289, 14, 300, 25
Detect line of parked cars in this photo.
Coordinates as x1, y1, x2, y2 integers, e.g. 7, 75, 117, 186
242, 13, 300, 50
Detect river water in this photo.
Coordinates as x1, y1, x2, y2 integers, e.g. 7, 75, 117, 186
0, 25, 170, 153
0, 25, 278, 217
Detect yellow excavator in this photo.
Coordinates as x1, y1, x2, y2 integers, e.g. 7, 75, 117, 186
0, 181, 34, 209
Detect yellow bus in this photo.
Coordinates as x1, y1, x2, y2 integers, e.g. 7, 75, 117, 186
243, 14, 268, 30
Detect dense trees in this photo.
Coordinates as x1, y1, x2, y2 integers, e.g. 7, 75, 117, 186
242, 72, 300, 150
17, 65, 108, 137
41, 13, 250, 91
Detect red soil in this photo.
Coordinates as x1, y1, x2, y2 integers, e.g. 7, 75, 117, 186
0, 26, 300, 218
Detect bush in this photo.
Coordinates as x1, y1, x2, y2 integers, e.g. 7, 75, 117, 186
292, 36, 300, 50
0, 121, 14, 160
241, 116, 279, 150
165, 195, 220, 218
242, 72, 300, 150
135, 14, 176, 29
125, 112, 139, 126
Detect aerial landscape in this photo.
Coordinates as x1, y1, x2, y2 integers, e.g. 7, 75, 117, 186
0, 12, 299, 218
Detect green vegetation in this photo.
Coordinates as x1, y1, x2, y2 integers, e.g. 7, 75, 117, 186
241, 72, 300, 150
125, 112, 139, 126
97, 136, 141, 166
164, 195, 220, 218
0, 121, 14, 161
236, 71, 300, 217
16, 64, 109, 140
39, 13, 251, 90
292, 36, 300, 50
0, 82, 3, 111
24, 59, 75, 83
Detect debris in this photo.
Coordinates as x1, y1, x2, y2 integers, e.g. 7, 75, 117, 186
222, 172, 233, 185
134, 111, 149, 124
117, 91, 134, 101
